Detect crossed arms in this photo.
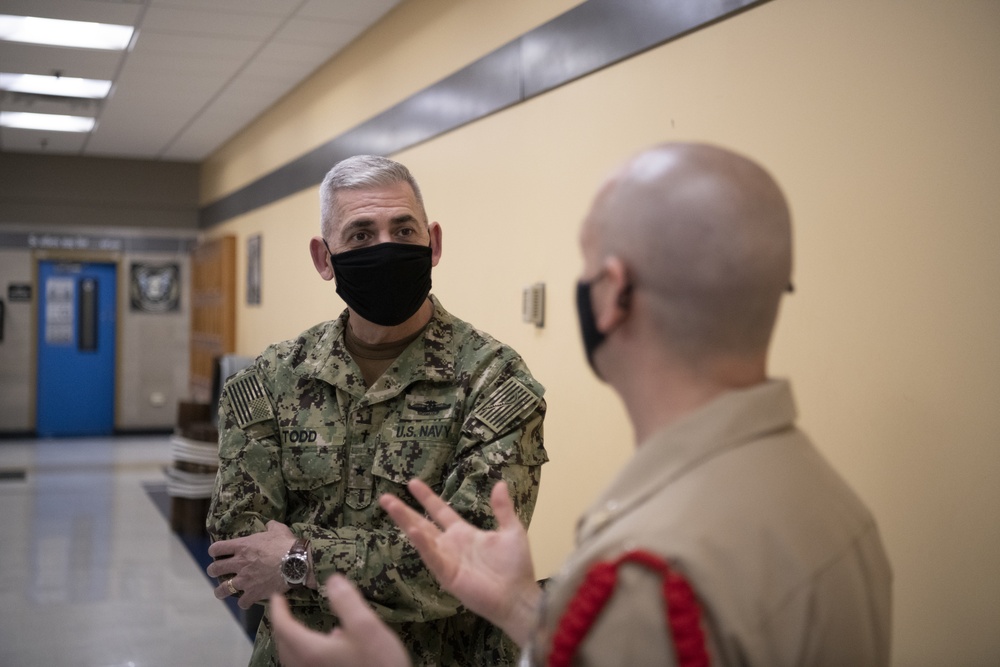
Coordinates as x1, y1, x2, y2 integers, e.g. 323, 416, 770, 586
270, 478, 543, 667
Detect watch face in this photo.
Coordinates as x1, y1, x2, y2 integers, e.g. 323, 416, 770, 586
282, 555, 308, 584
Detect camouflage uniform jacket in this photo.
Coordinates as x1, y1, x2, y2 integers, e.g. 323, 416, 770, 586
207, 296, 548, 666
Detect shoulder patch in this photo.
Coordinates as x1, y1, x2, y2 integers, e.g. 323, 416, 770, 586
228, 372, 275, 429
472, 377, 540, 434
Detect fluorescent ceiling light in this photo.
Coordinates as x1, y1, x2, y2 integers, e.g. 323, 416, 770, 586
0, 111, 96, 132
0, 14, 134, 50
0, 73, 112, 98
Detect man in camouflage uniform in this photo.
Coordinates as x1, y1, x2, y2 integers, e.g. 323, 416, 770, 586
205, 155, 547, 666
268, 143, 892, 667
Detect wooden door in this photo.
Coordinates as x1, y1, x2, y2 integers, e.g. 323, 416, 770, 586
189, 236, 235, 403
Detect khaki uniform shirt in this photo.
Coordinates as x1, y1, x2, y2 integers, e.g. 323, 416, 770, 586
533, 380, 891, 666
208, 296, 547, 666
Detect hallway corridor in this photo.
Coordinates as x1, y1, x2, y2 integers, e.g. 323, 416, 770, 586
0, 435, 252, 666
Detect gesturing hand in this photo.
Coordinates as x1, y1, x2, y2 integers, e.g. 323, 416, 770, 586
379, 478, 542, 647
271, 576, 410, 667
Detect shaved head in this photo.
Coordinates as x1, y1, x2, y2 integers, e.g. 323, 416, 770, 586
584, 143, 792, 362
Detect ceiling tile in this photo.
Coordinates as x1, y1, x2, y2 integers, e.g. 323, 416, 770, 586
297, 0, 401, 24
140, 5, 286, 39
241, 39, 351, 80
131, 30, 261, 61
0, 0, 399, 160
272, 16, 364, 46
124, 37, 256, 77
106, 69, 226, 112
148, 0, 299, 15
163, 78, 286, 160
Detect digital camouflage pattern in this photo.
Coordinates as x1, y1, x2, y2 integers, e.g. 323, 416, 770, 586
207, 296, 547, 666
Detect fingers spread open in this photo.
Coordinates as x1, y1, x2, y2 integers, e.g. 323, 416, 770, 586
490, 481, 520, 531
381, 494, 449, 567
325, 576, 375, 629
407, 478, 464, 528
379, 493, 427, 534
270, 593, 319, 664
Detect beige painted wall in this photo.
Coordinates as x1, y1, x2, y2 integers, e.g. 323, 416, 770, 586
0, 250, 34, 431
200, 1, 1000, 664
116, 252, 191, 430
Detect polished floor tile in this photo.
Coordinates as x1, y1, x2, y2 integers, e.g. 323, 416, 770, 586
0, 435, 252, 666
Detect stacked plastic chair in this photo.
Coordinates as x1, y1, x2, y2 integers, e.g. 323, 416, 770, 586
167, 354, 253, 536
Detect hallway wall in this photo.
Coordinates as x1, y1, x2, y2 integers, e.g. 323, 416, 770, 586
0, 231, 196, 433
0, 153, 200, 230
0, 155, 201, 433
198, 1, 1000, 665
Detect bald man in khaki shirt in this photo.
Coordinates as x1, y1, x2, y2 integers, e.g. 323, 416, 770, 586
270, 143, 893, 667
536, 378, 890, 665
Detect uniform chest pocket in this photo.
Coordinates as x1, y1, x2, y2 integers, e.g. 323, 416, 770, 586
281, 427, 347, 491
373, 419, 457, 488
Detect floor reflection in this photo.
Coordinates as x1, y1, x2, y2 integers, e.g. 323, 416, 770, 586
0, 435, 252, 666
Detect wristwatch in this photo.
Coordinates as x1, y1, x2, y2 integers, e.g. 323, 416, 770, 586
280, 538, 310, 588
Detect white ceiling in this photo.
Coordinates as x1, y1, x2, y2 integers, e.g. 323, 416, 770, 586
0, 0, 401, 162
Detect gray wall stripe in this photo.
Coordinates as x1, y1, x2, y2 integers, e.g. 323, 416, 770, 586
199, 0, 766, 228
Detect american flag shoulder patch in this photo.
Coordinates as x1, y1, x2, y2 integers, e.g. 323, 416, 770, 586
228, 372, 275, 428
472, 377, 540, 434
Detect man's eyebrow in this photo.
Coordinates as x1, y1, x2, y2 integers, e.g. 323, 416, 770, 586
339, 219, 375, 238
389, 214, 419, 225
338, 214, 421, 239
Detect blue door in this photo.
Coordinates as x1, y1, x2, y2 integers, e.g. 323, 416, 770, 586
36, 261, 117, 437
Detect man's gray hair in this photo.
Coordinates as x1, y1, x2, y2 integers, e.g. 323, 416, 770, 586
319, 155, 426, 238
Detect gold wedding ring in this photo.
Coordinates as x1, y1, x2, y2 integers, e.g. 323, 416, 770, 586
226, 578, 238, 596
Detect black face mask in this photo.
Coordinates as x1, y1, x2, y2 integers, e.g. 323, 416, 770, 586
575, 278, 606, 377
327, 241, 432, 326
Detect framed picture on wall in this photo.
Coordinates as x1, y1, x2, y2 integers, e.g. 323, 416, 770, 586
130, 263, 180, 313
247, 234, 261, 305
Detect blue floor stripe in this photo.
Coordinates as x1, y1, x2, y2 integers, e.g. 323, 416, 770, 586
143, 481, 260, 641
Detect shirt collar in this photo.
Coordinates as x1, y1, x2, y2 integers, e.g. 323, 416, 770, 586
576, 379, 798, 543
303, 294, 457, 399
